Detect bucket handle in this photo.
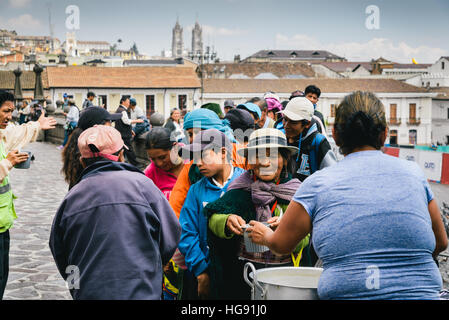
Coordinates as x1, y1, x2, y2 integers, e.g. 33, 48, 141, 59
243, 262, 266, 299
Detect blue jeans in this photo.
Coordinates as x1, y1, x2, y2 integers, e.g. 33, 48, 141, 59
62, 121, 77, 146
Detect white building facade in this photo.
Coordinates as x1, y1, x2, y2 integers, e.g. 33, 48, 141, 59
202, 79, 436, 145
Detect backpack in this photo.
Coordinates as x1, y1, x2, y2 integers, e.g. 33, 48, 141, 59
309, 133, 325, 174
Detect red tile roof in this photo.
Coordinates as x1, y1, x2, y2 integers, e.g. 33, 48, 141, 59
203, 78, 428, 94
45, 66, 201, 89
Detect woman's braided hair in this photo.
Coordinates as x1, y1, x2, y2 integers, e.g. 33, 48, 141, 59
334, 91, 387, 155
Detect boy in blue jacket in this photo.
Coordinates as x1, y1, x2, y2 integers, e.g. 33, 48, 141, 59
178, 129, 244, 299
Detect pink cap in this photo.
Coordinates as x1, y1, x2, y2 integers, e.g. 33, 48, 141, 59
78, 125, 128, 161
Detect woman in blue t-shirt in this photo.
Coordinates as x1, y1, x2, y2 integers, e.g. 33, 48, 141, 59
248, 91, 448, 300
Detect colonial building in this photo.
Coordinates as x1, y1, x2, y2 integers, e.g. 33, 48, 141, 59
62, 32, 111, 57
406, 56, 449, 88
202, 78, 436, 145
242, 50, 346, 63
311, 58, 431, 80
202, 62, 315, 79
429, 87, 449, 145
45, 66, 201, 118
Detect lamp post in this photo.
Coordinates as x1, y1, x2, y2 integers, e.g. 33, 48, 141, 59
13, 68, 23, 106
188, 46, 217, 106
33, 64, 45, 104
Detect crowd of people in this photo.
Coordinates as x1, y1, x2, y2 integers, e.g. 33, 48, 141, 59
0, 84, 447, 300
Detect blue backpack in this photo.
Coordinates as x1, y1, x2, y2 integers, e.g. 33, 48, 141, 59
309, 133, 325, 174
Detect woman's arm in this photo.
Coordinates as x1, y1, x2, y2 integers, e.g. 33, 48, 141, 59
428, 199, 448, 257
249, 201, 312, 255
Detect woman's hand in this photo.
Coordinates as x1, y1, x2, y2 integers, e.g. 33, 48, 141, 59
226, 214, 246, 236
247, 220, 273, 246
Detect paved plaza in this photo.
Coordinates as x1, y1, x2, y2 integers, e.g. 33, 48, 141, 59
3, 142, 71, 300
1, 141, 449, 299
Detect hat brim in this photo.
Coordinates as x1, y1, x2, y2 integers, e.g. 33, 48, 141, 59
237, 144, 298, 157
277, 109, 307, 121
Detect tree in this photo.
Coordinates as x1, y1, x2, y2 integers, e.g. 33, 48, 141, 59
109, 44, 117, 55
130, 42, 139, 55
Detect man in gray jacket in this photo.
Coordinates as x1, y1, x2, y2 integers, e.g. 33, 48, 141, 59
49, 125, 181, 300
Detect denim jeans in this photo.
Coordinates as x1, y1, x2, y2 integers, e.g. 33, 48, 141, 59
62, 121, 77, 146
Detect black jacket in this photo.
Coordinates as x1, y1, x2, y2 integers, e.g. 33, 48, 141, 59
114, 105, 132, 139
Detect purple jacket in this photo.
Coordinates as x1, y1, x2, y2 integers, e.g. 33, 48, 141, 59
49, 160, 181, 300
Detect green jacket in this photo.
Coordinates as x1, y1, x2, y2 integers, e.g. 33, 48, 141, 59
204, 177, 310, 300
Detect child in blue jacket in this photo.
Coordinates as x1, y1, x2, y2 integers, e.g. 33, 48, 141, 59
178, 129, 244, 299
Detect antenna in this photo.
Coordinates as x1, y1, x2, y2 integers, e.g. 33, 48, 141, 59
47, 2, 54, 52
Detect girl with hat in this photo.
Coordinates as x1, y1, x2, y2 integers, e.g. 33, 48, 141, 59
203, 128, 310, 300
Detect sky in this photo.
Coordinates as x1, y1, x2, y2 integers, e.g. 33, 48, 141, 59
0, 0, 448, 63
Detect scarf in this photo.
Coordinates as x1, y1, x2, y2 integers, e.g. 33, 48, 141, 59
227, 170, 301, 221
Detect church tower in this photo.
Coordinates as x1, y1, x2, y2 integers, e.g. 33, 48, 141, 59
191, 20, 203, 62
171, 19, 184, 58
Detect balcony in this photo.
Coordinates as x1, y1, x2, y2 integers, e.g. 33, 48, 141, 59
407, 117, 421, 125
388, 117, 401, 125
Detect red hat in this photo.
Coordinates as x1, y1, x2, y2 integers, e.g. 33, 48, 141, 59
78, 125, 128, 161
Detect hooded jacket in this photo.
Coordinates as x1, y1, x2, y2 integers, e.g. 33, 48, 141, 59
49, 160, 181, 300
178, 166, 244, 277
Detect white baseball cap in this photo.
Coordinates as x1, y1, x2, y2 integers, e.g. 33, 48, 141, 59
277, 97, 314, 121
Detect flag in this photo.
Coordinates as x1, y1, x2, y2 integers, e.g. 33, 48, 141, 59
412, 58, 418, 65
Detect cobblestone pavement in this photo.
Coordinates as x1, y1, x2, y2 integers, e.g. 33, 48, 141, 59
2, 142, 448, 299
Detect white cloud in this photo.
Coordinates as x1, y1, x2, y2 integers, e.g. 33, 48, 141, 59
9, 0, 32, 8
275, 33, 447, 63
0, 14, 43, 32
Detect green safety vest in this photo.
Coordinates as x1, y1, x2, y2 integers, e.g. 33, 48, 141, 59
0, 140, 17, 233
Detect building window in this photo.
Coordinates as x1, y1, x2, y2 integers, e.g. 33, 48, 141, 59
389, 130, 398, 145
390, 104, 397, 121
442, 61, 445, 70
447, 108, 449, 120
409, 103, 416, 120
145, 95, 155, 118
409, 129, 417, 145
178, 94, 187, 110
98, 95, 107, 109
